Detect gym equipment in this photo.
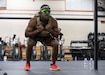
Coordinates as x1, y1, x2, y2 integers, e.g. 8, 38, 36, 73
88, 32, 105, 60
41, 45, 51, 61
21, 46, 26, 60
60, 49, 65, 59
88, 32, 94, 47
12, 47, 19, 60
70, 40, 92, 60
58, 45, 65, 61
12, 43, 20, 61
31, 49, 36, 60
11, 34, 21, 60
4, 36, 11, 46
0, 44, 4, 60
98, 2, 105, 11
98, 40, 105, 60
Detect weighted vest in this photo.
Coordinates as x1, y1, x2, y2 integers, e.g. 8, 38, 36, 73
35, 13, 51, 37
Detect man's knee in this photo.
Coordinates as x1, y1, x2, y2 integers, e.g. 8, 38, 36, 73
51, 40, 59, 46
27, 38, 35, 46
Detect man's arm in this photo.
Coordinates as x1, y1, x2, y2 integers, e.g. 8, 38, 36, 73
50, 19, 60, 37
25, 17, 43, 37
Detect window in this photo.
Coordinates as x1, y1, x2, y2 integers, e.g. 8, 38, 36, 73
0, 0, 6, 10
66, 0, 94, 11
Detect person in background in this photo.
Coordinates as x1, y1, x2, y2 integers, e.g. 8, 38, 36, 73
24, 4, 61, 71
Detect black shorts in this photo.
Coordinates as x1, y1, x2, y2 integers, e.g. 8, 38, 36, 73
34, 36, 54, 45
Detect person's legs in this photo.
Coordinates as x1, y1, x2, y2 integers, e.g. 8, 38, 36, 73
46, 39, 60, 70
51, 40, 59, 64
24, 38, 36, 71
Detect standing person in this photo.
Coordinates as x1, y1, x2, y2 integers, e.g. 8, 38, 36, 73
24, 4, 60, 71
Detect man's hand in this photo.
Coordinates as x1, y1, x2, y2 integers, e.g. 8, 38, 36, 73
45, 24, 52, 32
36, 25, 44, 32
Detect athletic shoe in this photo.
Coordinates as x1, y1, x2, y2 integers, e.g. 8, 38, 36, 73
24, 63, 30, 71
50, 64, 60, 71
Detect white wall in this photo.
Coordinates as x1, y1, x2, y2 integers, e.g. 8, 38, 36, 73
0, 19, 29, 44
58, 20, 105, 46
0, 0, 105, 46
66, 0, 94, 10
7, 0, 65, 10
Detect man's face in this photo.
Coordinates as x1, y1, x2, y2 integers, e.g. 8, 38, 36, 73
40, 8, 51, 20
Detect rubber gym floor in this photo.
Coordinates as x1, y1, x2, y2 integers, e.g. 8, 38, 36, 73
0, 60, 105, 75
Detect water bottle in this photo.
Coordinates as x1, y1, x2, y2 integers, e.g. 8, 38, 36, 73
84, 58, 88, 69
74, 56, 77, 61
89, 58, 94, 70
4, 56, 7, 61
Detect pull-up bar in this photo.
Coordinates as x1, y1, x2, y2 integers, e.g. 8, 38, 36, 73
94, 0, 98, 70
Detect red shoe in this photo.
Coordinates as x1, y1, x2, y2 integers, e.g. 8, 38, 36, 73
24, 63, 30, 71
50, 64, 60, 71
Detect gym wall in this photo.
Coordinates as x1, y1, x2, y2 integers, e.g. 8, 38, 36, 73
0, 0, 105, 46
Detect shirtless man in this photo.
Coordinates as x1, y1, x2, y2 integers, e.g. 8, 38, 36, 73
24, 4, 60, 71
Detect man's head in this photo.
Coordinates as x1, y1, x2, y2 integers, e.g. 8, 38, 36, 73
40, 4, 50, 10
40, 4, 50, 14
40, 4, 51, 20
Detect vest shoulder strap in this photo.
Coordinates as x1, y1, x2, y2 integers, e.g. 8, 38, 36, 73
35, 12, 52, 26
34, 13, 41, 25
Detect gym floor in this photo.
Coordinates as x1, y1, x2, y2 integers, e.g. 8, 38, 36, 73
0, 60, 105, 75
